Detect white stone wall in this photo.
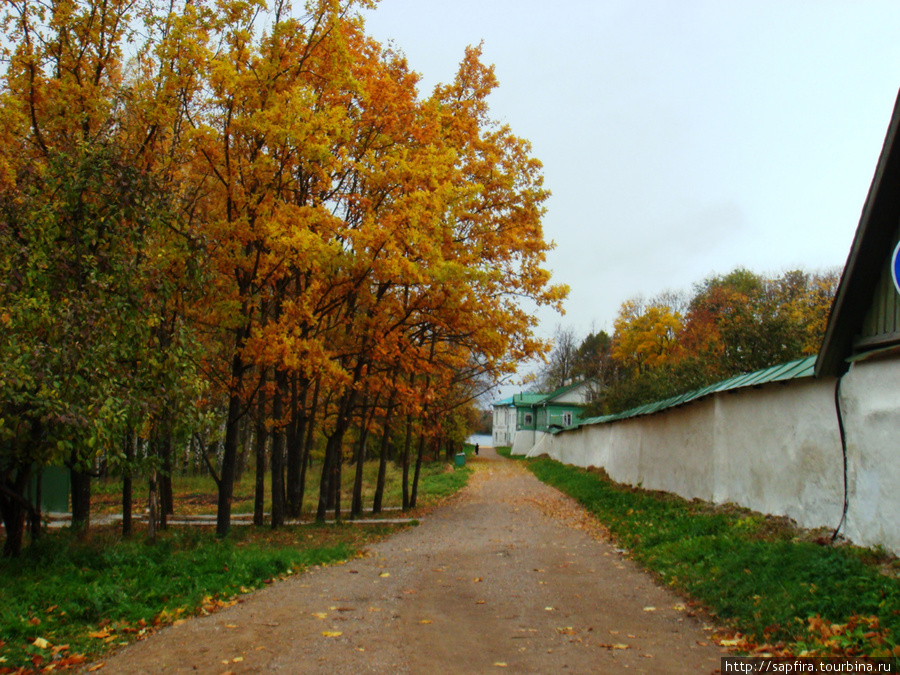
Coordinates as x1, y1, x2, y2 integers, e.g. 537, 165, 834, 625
840, 359, 900, 553
526, 373, 900, 551
512, 429, 544, 456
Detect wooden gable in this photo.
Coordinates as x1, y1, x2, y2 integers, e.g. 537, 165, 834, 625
817, 89, 900, 377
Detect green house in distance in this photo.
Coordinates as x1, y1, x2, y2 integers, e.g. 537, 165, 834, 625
492, 380, 597, 454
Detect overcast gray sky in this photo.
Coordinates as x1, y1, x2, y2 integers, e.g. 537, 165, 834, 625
362, 0, 900, 393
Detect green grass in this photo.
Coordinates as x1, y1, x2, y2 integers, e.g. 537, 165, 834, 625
0, 459, 470, 672
419, 463, 471, 500
522, 456, 900, 657
0, 527, 355, 670
91, 458, 461, 517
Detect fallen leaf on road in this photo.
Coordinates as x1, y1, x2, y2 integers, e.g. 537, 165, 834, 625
379, 572, 390, 578
321, 631, 342, 638
476, 600, 486, 605
419, 620, 432, 624
312, 613, 328, 619
556, 627, 576, 635
232, 657, 243, 663
87, 663, 105, 672
642, 607, 657, 612
57, 654, 88, 668
493, 663, 508, 667
599, 644, 630, 650
544, 607, 554, 611
472, 577, 482, 583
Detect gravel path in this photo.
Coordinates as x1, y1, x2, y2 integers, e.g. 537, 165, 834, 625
97, 448, 726, 674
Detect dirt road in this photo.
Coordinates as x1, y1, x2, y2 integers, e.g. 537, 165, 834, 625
98, 448, 726, 674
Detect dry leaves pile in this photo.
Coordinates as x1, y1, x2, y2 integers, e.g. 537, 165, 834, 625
523, 492, 611, 543
712, 614, 900, 658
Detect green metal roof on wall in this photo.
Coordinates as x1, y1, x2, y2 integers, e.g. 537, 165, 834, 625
561, 355, 817, 432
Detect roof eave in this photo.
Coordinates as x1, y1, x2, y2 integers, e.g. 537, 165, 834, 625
816, 89, 900, 379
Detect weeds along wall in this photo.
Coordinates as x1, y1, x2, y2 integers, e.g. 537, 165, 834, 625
527, 359, 900, 554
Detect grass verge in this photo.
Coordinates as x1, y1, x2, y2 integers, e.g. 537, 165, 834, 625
91, 457, 467, 517
521, 455, 900, 658
0, 460, 470, 673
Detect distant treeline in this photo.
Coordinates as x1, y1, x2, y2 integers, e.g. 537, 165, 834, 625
540, 267, 839, 414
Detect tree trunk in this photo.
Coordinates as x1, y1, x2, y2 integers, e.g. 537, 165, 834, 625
401, 415, 412, 511
445, 439, 455, 462
70, 451, 92, 538
294, 378, 320, 519
270, 370, 287, 529
316, 371, 363, 522
409, 431, 427, 509
216, 389, 243, 538
0, 463, 32, 558
216, 317, 252, 539
286, 374, 305, 518
316, 432, 338, 522
148, 469, 158, 544
351, 401, 375, 518
122, 428, 135, 537
236, 415, 251, 483
28, 466, 42, 541
158, 430, 173, 529
333, 442, 342, 521
253, 373, 268, 527
372, 392, 396, 515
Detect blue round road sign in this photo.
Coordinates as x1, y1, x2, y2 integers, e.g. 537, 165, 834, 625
893, 241, 900, 296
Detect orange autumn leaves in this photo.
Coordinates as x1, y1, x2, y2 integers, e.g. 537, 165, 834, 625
598, 268, 838, 413
0, 0, 564, 541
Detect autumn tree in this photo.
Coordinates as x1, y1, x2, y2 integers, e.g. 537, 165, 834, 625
682, 268, 839, 376
596, 268, 839, 415
0, 0, 209, 553
539, 326, 579, 391
0, 0, 565, 552
611, 295, 684, 375
574, 330, 618, 386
